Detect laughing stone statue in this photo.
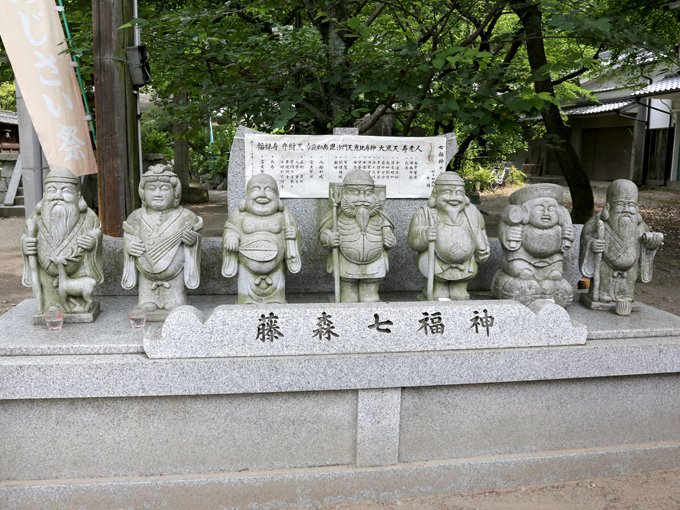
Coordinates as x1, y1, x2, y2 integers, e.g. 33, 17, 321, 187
222, 173, 301, 304
122, 164, 202, 317
408, 172, 490, 300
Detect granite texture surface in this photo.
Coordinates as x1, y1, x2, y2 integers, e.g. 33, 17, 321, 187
0, 390, 357, 481
356, 388, 401, 468
2, 440, 679, 509
3, 334, 680, 400
144, 299, 587, 358
398, 374, 680, 462
225, 125, 480, 296
95, 228, 584, 296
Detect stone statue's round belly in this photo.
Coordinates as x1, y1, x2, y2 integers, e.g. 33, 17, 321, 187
523, 227, 562, 258
238, 232, 284, 274
435, 225, 475, 264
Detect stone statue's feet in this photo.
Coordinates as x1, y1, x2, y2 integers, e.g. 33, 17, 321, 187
600, 294, 613, 303
518, 269, 535, 280
548, 270, 562, 281
140, 303, 159, 312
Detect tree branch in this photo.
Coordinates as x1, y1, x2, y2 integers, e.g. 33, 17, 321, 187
364, 2, 387, 27
552, 43, 605, 86
459, 1, 504, 47
296, 98, 332, 125
357, 94, 396, 134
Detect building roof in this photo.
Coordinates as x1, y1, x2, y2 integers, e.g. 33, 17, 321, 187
633, 75, 680, 97
0, 110, 18, 125
563, 99, 636, 116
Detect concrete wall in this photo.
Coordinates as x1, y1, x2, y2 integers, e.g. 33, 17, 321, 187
0, 153, 18, 203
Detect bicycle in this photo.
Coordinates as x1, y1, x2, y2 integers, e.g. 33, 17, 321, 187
489, 161, 512, 191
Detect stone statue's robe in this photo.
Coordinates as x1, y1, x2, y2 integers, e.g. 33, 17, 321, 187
122, 207, 202, 310
499, 223, 566, 277
222, 207, 301, 304
408, 205, 489, 282
579, 213, 658, 301
22, 208, 103, 313
319, 210, 394, 280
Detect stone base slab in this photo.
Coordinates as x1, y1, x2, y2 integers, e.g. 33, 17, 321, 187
2, 440, 679, 510
145, 310, 170, 322
31, 301, 101, 326
580, 292, 642, 312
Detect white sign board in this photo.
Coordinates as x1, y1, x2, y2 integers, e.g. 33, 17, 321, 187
245, 134, 448, 198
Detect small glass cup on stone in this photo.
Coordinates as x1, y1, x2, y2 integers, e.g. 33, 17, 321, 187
128, 308, 147, 329
44, 310, 64, 330
615, 298, 633, 316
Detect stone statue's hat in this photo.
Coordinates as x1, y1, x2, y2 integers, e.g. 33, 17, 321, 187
509, 183, 563, 205
343, 169, 374, 186
44, 166, 78, 185
144, 164, 177, 179
434, 171, 465, 186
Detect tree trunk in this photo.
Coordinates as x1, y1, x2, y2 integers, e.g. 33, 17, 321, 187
511, 0, 594, 224
173, 92, 190, 190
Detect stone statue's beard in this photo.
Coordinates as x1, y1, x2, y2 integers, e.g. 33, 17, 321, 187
341, 195, 379, 231
43, 200, 78, 245
444, 202, 465, 223
612, 213, 638, 239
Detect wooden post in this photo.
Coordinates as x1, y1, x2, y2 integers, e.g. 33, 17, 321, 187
93, 0, 140, 236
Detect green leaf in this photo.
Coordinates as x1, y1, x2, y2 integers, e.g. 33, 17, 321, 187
347, 17, 361, 31
432, 58, 445, 69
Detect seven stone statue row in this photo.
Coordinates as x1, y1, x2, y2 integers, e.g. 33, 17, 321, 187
21, 165, 663, 323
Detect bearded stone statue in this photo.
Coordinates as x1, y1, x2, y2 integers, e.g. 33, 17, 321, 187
319, 169, 396, 302
579, 179, 663, 311
21, 166, 103, 323
408, 172, 490, 300
222, 173, 301, 304
122, 164, 202, 318
491, 183, 575, 308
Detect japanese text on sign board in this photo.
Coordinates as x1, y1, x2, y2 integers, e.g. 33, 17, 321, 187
245, 134, 448, 198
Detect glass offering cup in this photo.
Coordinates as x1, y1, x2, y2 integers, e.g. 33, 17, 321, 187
615, 298, 633, 316
44, 310, 64, 330
128, 308, 147, 329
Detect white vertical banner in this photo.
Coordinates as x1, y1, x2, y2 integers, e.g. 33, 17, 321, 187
0, 0, 97, 176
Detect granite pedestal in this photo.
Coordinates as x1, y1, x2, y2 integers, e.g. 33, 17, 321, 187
2, 291, 680, 509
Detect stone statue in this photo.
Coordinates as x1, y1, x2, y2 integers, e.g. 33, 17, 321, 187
222, 173, 301, 304
122, 164, 202, 318
491, 183, 575, 308
21, 166, 104, 323
408, 172, 490, 300
319, 169, 396, 302
579, 179, 663, 311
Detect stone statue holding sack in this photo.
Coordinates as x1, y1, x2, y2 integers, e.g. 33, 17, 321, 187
222, 173, 301, 304
21, 166, 104, 324
319, 169, 396, 303
491, 183, 575, 308
408, 171, 490, 300
579, 179, 663, 312
122, 164, 202, 318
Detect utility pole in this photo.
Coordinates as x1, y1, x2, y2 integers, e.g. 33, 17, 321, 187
92, 0, 140, 236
